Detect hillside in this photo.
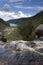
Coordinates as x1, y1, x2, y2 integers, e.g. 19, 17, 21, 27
0, 18, 10, 31
18, 11, 43, 41
7, 11, 43, 24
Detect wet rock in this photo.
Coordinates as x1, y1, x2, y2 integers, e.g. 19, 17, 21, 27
0, 49, 43, 65
0, 40, 43, 65
36, 48, 43, 53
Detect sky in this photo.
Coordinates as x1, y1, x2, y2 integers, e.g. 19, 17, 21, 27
0, 0, 43, 21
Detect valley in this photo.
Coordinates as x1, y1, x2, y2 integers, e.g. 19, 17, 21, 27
0, 11, 43, 65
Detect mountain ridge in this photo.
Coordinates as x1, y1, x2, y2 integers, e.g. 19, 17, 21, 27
7, 11, 43, 24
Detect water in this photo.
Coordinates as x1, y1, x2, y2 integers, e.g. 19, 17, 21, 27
10, 23, 17, 26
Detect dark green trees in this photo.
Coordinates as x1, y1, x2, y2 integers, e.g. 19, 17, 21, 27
18, 21, 36, 41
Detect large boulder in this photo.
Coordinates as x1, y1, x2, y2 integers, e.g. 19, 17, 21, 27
1, 36, 7, 42
0, 40, 43, 65
0, 49, 43, 65
35, 24, 43, 38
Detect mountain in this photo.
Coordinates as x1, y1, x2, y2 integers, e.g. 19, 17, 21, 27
7, 11, 43, 24
0, 18, 10, 31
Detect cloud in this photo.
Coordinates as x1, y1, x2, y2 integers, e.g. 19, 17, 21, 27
1, 4, 11, 12
9, 0, 31, 2
26, 6, 43, 10
0, 11, 32, 21
9, 0, 22, 2
14, 5, 43, 10
36, 6, 43, 10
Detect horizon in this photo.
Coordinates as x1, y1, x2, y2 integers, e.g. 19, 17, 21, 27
0, 0, 43, 21
0, 10, 43, 21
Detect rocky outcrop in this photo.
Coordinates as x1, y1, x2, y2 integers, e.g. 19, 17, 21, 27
0, 40, 43, 65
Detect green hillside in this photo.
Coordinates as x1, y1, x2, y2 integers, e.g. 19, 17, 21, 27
0, 18, 10, 31
18, 11, 43, 41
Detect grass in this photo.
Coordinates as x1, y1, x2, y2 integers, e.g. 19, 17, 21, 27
4, 26, 22, 41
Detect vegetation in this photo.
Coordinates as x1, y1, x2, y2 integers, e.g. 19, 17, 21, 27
5, 11, 43, 41
5, 27, 22, 41
0, 11, 43, 41
6, 31, 15, 40
0, 18, 10, 31
0, 18, 10, 26
18, 21, 36, 41
18, 11, 43, 41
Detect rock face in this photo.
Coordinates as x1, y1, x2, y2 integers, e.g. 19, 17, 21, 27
0, 40, 43, 65
35, 24, 43, 38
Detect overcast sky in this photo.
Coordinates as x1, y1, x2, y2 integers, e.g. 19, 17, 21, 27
0, 0, 43, 21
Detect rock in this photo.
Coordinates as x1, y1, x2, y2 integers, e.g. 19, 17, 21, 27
26, 41, 37, 48
0, 48, 43, 65
1, 36, 7, 42
8, 50, 43, 65
36, 48, 43, 53
0, 40, 43, 65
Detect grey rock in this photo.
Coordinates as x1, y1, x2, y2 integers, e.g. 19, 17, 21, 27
0, 41, 43, 65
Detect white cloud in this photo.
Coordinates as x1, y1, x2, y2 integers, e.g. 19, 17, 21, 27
1, 4, 11, 12
9, 0, 22, 2
14, 5, 43, 10
36, 6, 43, 10
9, 0, 31, 2
17, 11, 27, 17
0, 11, 32, 21
26, 6, 43, 10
